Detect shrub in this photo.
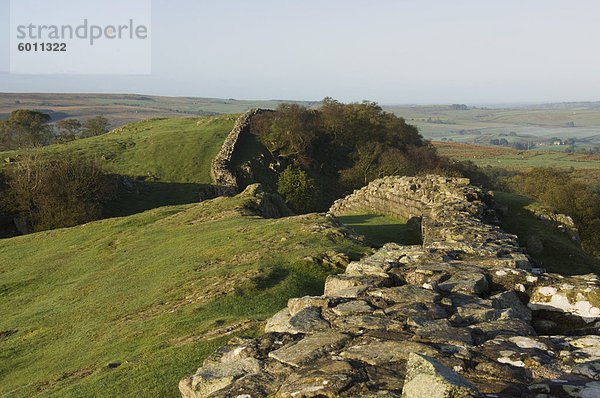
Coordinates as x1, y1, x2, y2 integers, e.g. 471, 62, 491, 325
1, 153, 115, 232
277, 166, 318, 213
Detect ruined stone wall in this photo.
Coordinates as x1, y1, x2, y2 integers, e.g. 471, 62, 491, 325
210, 108, 266, 195
329, 175, 474, 221
180, 176, 600, 398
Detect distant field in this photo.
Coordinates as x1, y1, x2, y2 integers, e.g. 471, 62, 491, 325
434, 141, 600, 169
384, 105, 600, 145
4, 94, 600, 146
433, 141, 600, 187
0, 191, 369, 398
0, 93, 318, 127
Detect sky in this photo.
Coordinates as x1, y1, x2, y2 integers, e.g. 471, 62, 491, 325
1, 0, 600, 105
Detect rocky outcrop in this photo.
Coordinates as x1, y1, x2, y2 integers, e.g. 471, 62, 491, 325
238, 184, 294, 219
180, 176, 600, 397
210, 109, 266, 196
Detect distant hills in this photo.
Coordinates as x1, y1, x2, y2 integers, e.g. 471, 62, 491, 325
0, 93, 319, 126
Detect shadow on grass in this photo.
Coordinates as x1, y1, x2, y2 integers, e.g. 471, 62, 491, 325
103, 176, 213, 218
336, 213, 422, 247
494, 191, 600, 275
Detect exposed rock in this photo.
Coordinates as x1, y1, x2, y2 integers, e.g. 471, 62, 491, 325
268, 331, 351, 367
368, 285, 441, 305
332, 300, 375, 316
341, 340, 438, 365
179, 358, 262, 398
529, 276, 600, 322
401, 353, 482, 397
276, 359, 357, 397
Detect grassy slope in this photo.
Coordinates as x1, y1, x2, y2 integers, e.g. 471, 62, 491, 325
336, 213, 421, 247
0, 191, 370, 397
494, 191, 600, 275
1, 115, 237, 216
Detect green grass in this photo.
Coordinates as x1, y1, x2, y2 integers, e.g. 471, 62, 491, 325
0, 115, 237, 216
0, 190, 369, 397
335, 212, 421, 247
493, 191, 600, 275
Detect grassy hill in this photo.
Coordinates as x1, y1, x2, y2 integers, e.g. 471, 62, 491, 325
0, 188, 370, 397
1, 115, 237, 216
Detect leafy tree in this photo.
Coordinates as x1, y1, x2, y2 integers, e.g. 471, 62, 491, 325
82, 116, 110, 137
277, 166, 318, 213
56, 118, 82, 142
0, 110, 54, 149
1, 153, 114, 232
56, 119, 83, 142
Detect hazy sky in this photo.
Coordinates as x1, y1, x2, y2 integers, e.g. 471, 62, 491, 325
1, 0, 600, 104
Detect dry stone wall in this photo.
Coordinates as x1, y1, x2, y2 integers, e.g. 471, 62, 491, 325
180, 176, 600, 398
210, 108, 266, 195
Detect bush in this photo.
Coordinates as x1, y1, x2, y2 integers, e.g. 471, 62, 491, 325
1, 153, 115, 232
277, 166, 318, 213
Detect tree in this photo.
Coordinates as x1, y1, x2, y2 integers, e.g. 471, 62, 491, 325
1, 152, 114, 232
82, 116, 110, 137
0, 110, 54, 149
277, 166, 318, 213
56, 118, 82, 142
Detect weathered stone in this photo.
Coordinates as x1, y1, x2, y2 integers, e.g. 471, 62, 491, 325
526, 379, 600, 398
454, 303, 507, 325
288, 296, 336, 316
264, 308, 297, 334
438, 270, 489, 296
368, 285, 441, 304
179, 358, 262, 398
490, 290, 532, 323
529, 277, 600, 322
332, 300, 375, 316
288, 307, 331, 333
341, 340, 438, 365
377, 301, 447, 321
413, 319, 474, 347
469, 319, 536, 341
324, 274, 389, 296
268, 331, 351, 367
401, 353, 482, 397
276, 359, 357, 397
330, 285, 369, 298
208, 372, 283, 398
332, 315, 404, 333
364, 366, 405, 394
346, 259, 394, 278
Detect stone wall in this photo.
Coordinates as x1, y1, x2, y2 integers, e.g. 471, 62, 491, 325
180, 176, 600, 398
210, 108, 266, 195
